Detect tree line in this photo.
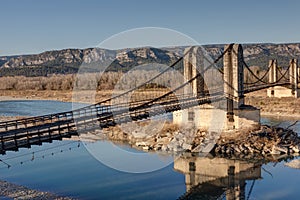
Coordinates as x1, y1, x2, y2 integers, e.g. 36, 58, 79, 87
0, 72, 122, 91
0, 70, 183, 91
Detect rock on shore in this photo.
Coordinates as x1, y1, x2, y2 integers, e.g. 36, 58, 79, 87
215, 125, 300, 159
100, 122, 206, 152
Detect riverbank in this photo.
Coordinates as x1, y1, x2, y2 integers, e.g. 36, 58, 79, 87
244, 88, 300, 118
0, 116, 26, 122
0, 89, 113, 103
245, 95, 300, 118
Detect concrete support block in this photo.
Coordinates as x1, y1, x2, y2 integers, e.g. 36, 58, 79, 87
267, 86, 300, 98
173, 106, 226, 132
173, 105, 260, 132
232, 106, 260, 130
267, 88, 274, 97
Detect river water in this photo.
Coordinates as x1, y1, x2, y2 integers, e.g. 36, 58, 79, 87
0, 100, 300, 199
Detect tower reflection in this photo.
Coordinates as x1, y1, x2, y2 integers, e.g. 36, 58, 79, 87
175, 154, 262, 200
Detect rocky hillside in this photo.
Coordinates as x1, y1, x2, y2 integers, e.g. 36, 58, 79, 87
0, 47, 180, 76
1, 43, 300, 76
0, 55, 17, 67
204, 43, 300, 68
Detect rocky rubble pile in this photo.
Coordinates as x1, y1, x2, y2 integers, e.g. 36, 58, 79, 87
101, 122, 209, 152
215, 125, 300, 157
98, 122, 300, 158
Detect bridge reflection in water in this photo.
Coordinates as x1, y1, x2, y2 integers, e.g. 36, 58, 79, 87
175, 155, 262, 200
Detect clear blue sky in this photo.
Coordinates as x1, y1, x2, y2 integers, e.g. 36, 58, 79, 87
1, 0, 300, 56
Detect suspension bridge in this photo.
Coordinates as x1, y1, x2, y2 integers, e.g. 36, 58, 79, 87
0, 44, 298, 154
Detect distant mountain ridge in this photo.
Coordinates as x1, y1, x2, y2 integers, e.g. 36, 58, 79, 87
1, 43, 300, 76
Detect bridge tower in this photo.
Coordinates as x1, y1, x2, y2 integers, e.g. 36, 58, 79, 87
183, 46, 205, 97
223, 44, 260, 130
289, 59, 299, 98
223, 44, 244, 116
267, 59, 299, 98
267, 59, 278, 97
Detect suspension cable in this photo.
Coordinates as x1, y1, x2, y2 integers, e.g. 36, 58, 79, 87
129, 45, 233, 111
244, 61, 273, 85
232, 49, 290, 85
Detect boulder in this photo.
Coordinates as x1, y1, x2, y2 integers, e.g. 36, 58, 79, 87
182, 143, 193, 151
131, 131, 148, 139
156, 137, 170, 145
161, 144, 169, 151
135, 141, 150, 147
142, 146, 150, 151
291, 145, 300, 153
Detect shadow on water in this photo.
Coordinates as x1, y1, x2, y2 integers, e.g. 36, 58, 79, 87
174, 153, 299, 200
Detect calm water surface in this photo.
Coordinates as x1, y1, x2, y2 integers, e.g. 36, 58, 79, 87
0, 100, 299, 199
